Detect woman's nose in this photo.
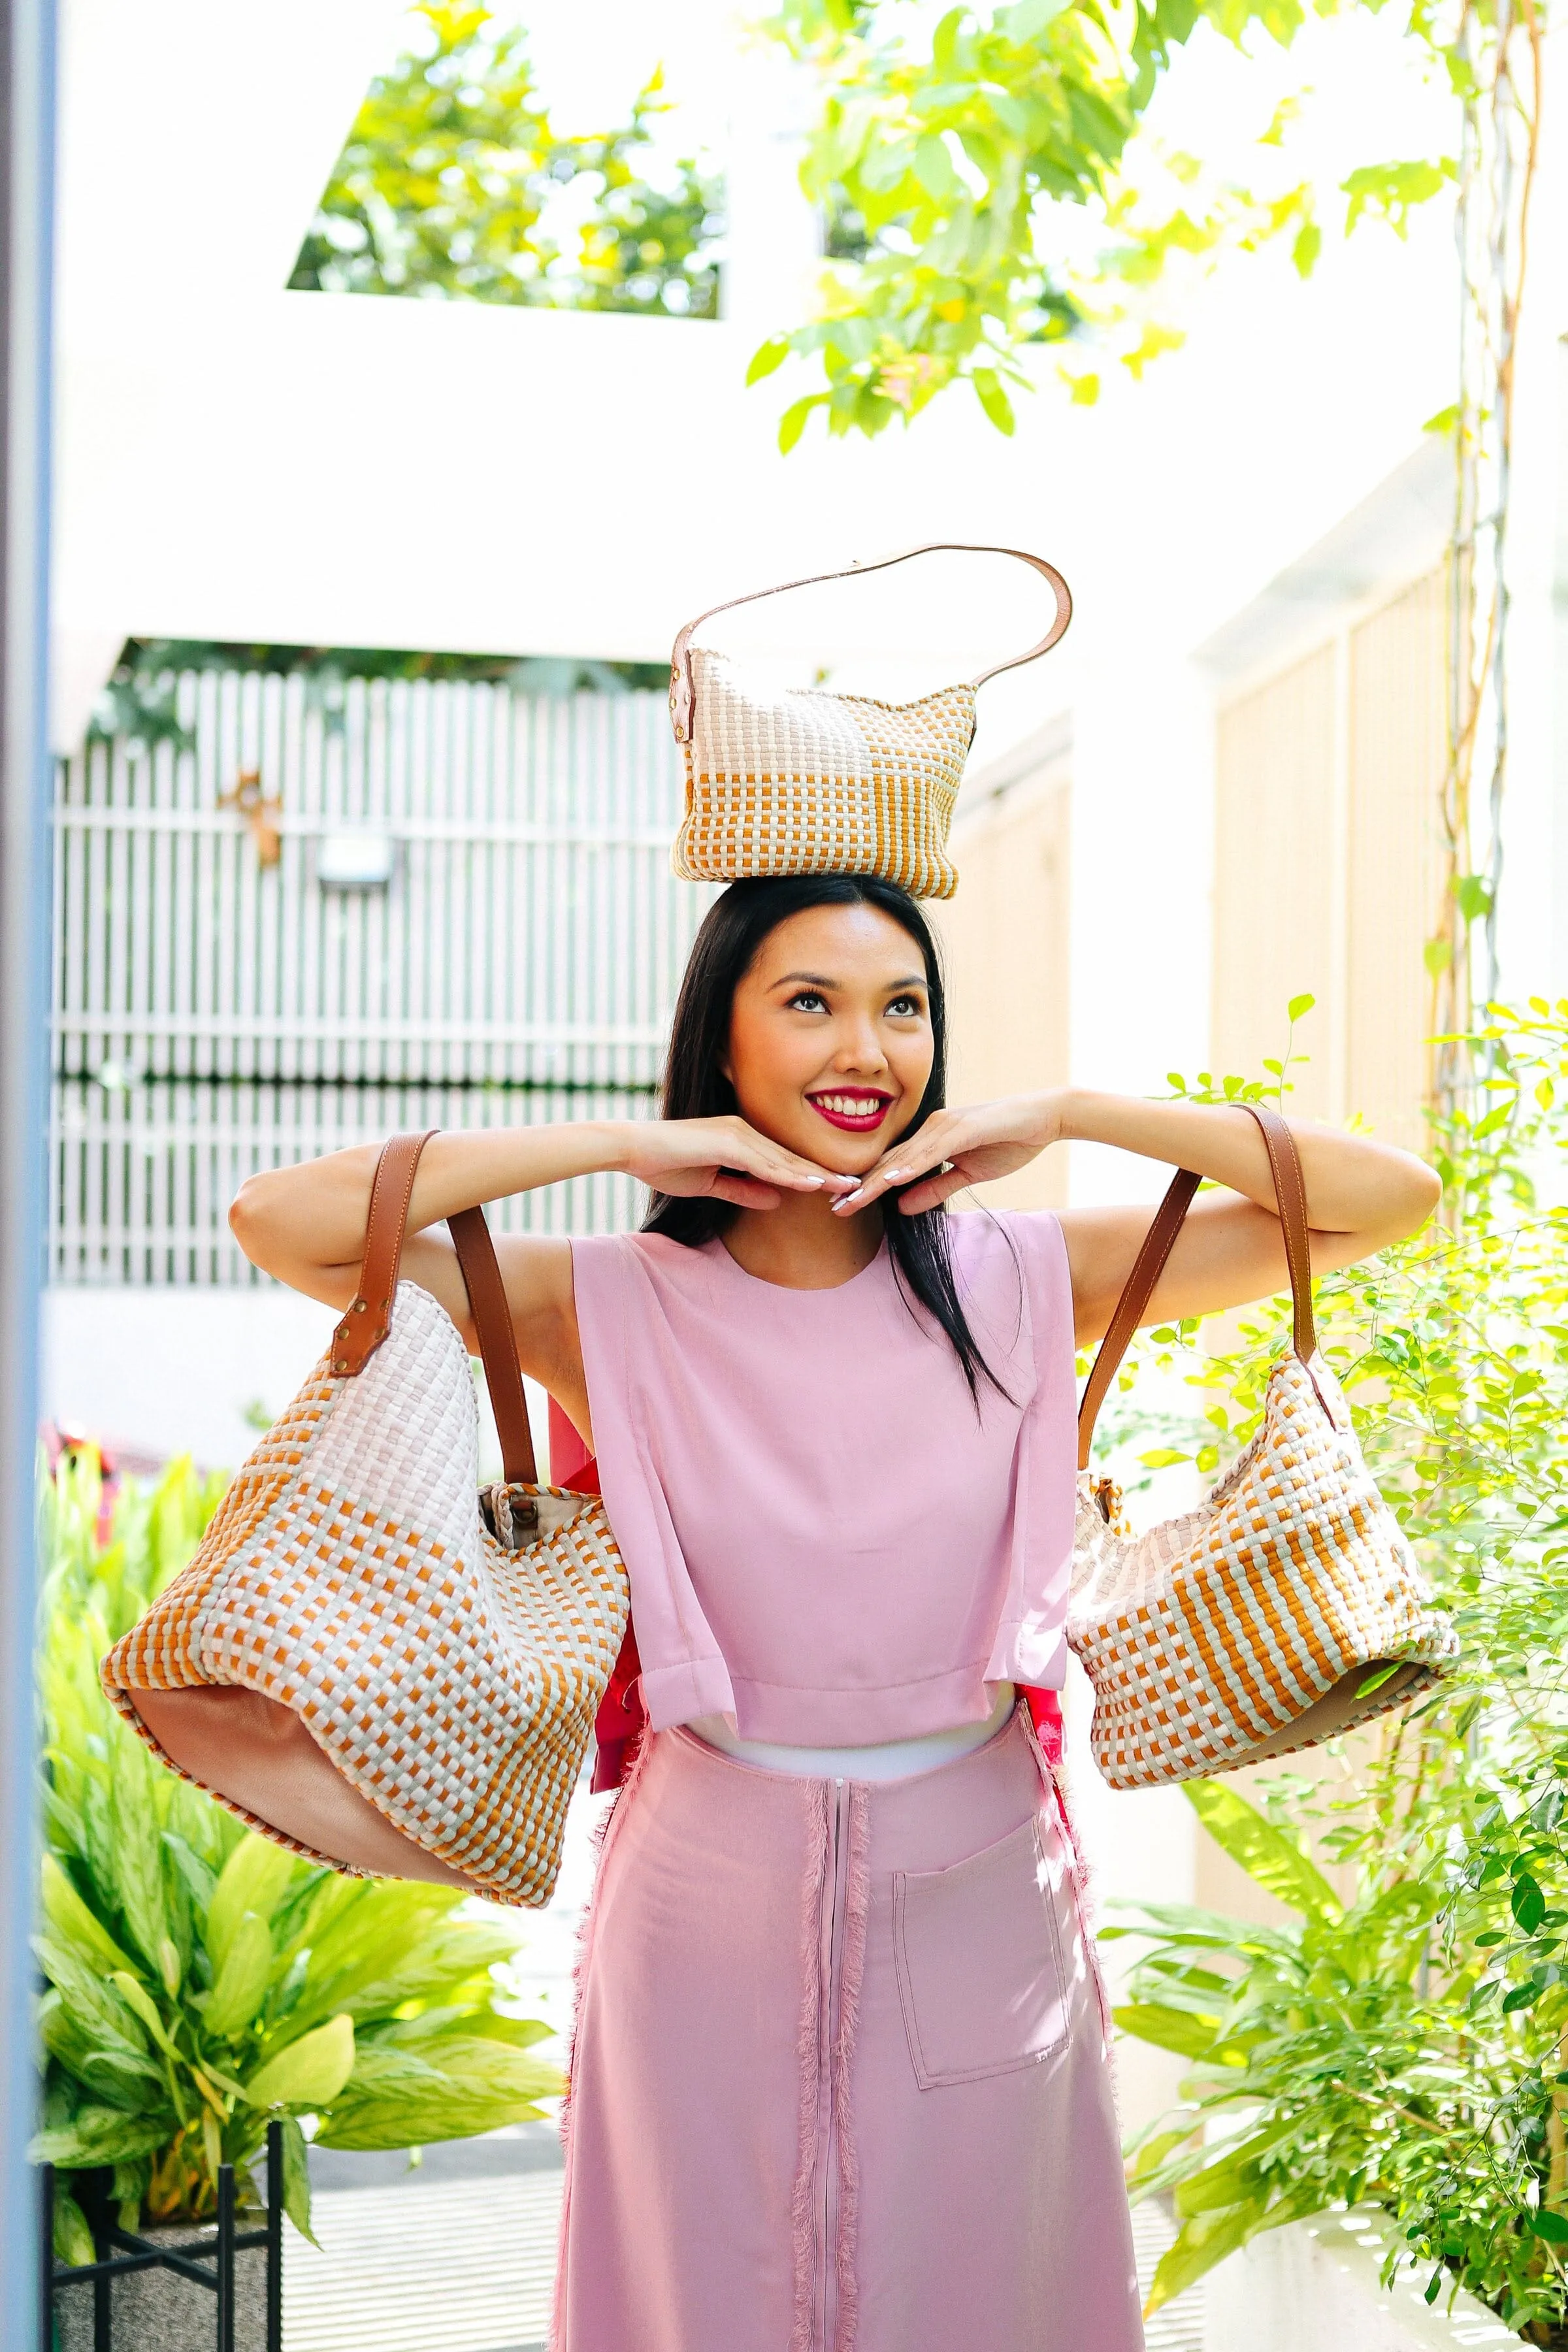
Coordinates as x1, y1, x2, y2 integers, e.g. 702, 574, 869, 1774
834, 1029, 887, 1073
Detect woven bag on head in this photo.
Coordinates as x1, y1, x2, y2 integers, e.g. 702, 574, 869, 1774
103, 1133, 629, 1907
667, 542, 1071, 900
1066, 1101, 1457, 1789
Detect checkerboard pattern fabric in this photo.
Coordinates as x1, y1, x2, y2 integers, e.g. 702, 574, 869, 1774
103, 1281, 629, 1906
671, 649, 977, 898
1066, 1351, 1458, 1788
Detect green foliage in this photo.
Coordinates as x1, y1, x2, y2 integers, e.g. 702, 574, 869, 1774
35, 1450, 561, 2249
289, 3, 724, 319
1111, 1001, 1568, 2342
758, 0, 1462, 442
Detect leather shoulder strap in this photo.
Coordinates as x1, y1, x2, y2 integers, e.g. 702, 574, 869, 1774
668, 542, 1072, 744
1075, 1101, 1318, 1471
1076, 1168, 1200, 1470
449, 1206, 538, 1487
332, 1131, 435, 1376
329, 1134, 540, 1488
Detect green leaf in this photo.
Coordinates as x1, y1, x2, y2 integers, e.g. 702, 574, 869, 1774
315, 2032, 563, 2149
203, 1910, 274, 2040
31, 2108, 172, 2168
1113, 2002, 1220, 2057
39, 1854, 139, 1978
1139, 1448, 1192, 1469
279, 2115, 318, 2246
52, 2189, 97, 2268
1454, 872, 1493, 924
1001, 0, 1071, 37
971, 368, 1016, 435
1512, 1874, 1546, 1934
206, 1835, 298, 1977
1146, 2204, 1263, 2311
1286, 993, 1316, 1021
1531, 2208, 1568, 2244
108, 1970, 176, 2059
1185, 1783, 1342, 1921
745, 335, 791, 386
1501, 1980, 1543, 2014
161, 1831, 218, 1916
244, 2013, 356, 2110
105, 1733, 171, 1978
777, 396, 823, 455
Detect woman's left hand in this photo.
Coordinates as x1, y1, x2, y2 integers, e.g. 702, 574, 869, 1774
831, 1094, 1064, 1215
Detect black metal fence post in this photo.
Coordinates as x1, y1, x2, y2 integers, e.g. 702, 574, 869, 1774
216, 2164, 236, 2352
266, 2119, 284, 2352
38, 2163, 53, 2352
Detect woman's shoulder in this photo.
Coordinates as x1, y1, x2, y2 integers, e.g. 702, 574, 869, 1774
947, 1203, 1066, 1274
570, 1228, 721, 1290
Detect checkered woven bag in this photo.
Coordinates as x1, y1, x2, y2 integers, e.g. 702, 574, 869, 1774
103, 1133, 629, 1906
1066, 1102, 1457, 1789
667, 542, 1071, 900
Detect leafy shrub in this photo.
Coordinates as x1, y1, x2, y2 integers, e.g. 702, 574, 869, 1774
33, 1450, 561, 2262
1112, 1002, 1568, 2343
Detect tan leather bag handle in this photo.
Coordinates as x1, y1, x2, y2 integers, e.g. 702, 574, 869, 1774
668, 542, 1073, 744
329, 1131, 538, 1487
1077, 1100, 1318, 1471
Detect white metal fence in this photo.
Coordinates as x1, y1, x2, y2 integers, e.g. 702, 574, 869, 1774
52, 668, 717, 1282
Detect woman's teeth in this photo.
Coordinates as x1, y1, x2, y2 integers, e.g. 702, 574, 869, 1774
809, 1093, 889, 1128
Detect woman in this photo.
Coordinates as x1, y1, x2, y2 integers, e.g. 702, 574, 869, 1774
231, 873, 1439, 2352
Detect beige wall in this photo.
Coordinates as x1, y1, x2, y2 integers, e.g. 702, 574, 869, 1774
1211, 567, 1448, 1151
934, 747, 1072, 1210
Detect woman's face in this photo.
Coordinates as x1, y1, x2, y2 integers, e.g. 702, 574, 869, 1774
723, 902, 936, 1176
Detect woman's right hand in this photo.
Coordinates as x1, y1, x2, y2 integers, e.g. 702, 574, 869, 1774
617, 1117, 855, 1211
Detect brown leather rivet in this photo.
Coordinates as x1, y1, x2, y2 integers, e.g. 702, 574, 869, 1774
353, 1299, 367, 1313
333, 1359, 347, 1373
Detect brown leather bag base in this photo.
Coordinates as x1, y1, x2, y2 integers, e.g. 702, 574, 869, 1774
134, 1685, 480, 1889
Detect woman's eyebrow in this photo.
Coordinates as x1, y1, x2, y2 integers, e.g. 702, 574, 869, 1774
768, 970, 928, 992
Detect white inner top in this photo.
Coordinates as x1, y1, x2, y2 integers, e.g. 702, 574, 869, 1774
686, 1682, 1017, 1780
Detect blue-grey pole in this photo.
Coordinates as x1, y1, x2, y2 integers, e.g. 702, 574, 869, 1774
0, 0, 55, 2335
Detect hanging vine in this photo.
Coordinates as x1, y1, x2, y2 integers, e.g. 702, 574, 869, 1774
1427, 0, 1543, 1117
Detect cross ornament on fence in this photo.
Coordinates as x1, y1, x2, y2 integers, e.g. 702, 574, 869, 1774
218, 770, 283, 867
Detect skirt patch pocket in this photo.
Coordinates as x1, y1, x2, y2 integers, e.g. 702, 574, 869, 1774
893, 1813, 1070, 2089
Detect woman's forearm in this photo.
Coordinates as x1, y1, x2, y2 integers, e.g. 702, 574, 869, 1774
231, 1121, 632, 1276
1058, 1088, 1438, 1239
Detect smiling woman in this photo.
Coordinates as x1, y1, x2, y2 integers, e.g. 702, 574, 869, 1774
224, 873, 1440, 2352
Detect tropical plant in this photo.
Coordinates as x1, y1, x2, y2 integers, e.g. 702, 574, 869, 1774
1106, 998, 1568, 2341
289, 2, 725, 319
33, 1449, 561, 2264
750, 0, 1495, 443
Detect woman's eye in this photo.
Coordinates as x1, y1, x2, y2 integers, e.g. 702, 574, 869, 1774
788, 990, 827, 1013
886, 995, 923, 1018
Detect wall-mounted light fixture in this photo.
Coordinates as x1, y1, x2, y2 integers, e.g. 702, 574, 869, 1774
316, 831, 396, 889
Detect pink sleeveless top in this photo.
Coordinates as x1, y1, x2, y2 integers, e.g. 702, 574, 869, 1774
568, 1212, 1077, 1743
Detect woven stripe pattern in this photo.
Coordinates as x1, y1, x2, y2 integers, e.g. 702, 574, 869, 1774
103, 1282, 629, 1907
672, 649, 976, 899
1066, 1352, 1457, 1789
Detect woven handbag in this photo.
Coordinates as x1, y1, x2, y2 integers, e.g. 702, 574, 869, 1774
103, 1132, 630, 1907
667, 542, 1071, 899
1067, 1101, 1457, 1789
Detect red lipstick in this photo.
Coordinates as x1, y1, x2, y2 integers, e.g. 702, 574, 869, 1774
807, 1090, 894, 1134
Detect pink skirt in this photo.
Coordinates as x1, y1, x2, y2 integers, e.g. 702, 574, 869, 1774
552, 1705, 1144, 2352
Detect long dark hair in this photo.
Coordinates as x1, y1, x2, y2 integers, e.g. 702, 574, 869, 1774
643, 874, 1006, 1400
